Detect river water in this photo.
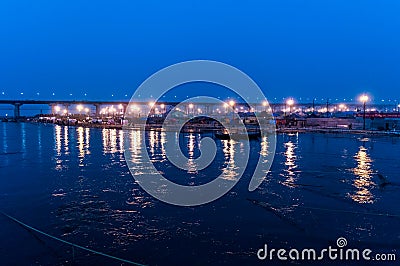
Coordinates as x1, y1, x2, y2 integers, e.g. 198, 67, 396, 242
0, 122, 399, 265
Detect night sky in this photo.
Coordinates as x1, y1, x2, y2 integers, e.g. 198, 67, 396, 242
1, 0, 400, 102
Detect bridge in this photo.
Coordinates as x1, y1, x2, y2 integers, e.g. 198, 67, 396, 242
0, 100, 157, 118
0, 99, 393, 118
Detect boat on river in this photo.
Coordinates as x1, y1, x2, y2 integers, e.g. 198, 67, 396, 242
214, 129, 261, 140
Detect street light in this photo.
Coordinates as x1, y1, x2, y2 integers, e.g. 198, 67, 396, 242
397, 104, 400, 117
76, 104, 83, 114
188, 103, 194, 115
118, 104, 124, 115
286, 99, 294, 116
262, 100, 268, 112
359, 95, 369, 130
54, 106, 61, 113
228, 100, 235, 122
160, 104, 165, 115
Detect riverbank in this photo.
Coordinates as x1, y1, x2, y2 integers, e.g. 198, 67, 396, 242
6, 120, 400, 137
276, 127, 400, 136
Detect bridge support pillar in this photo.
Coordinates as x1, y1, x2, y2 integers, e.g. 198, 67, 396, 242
94, 104, 101, 117
13, 103, 23, 118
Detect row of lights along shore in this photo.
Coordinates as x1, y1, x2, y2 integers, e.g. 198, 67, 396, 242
50, 94, 400, 117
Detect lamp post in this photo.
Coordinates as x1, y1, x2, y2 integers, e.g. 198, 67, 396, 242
262, 101, 267, 112
223, 103, 228, 113
188, 103, 194, 115
76, 104, 83, 115
286, 99, 294, 116
360, 95, 369, 130
326, 99, 329, 118
229, 100, 235, 123
54, 106, 61, 115
397, 104, 400, 118
148, 101, 155, 116
160, 104, 165, 116
312, 98, 315, 113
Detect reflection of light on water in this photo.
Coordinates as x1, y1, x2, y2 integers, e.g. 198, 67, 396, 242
102, 129, 118, 153
2, 123, 7, 153
102, 129, 107, 151
222, 139, 230, 160
85, 128, 90, 153
129, 130, 142, 165
258, 137, 272, 178
187, 134, 197, 173
349, 146, 376, 204
260, 136, 269, 157
55, 125, 61, 156
110, 129, 117, 153
54, 125, 69, 171
149, 130, 156, 155
37, 125, 42, 158
221, 139, 238, 181
119, 130, 124, 153
188, 134, 195, 158
130, 130, 141, 153
77, 127, 84, 158
64, 126, 69, 153
21, 123, 26, 153
160, 131, 166, 159
285, 142, 296, 168
282, 135, 299, 187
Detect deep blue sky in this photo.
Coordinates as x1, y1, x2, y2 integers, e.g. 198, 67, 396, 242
1, 0, 399, 103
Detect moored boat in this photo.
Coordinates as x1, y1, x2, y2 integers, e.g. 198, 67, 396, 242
214, 130, 261, 140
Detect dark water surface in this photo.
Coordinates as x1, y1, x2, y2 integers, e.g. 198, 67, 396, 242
0, 122, 399, 265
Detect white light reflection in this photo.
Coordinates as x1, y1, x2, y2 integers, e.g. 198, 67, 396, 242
77, 127, 84, 159
102, 129, 118, 154
85, 127, 90, 154
55, 125, 61, 156
186, 133, 197, 173
282, 134, 299, 187
2, 123, 7, 153
64, 126, 69, 153
119, 130, 124, 153
349, 146, 376, 204
220, 139, 239, 181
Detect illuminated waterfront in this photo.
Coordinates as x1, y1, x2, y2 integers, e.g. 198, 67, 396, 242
0, 122, 399, 265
